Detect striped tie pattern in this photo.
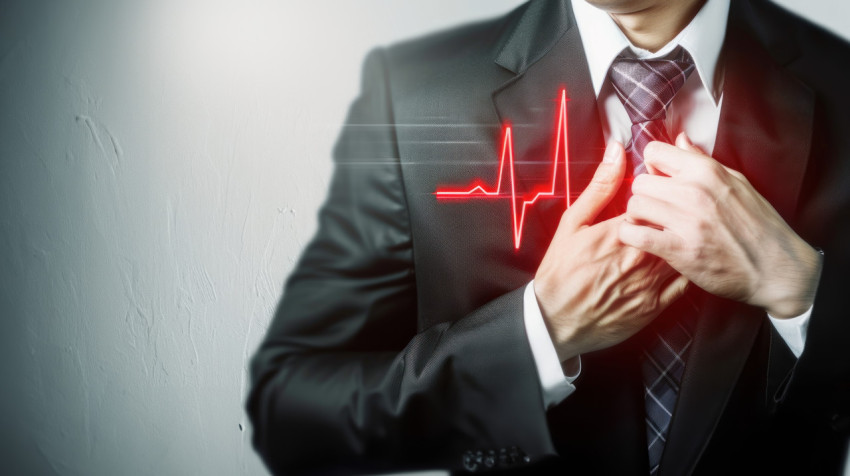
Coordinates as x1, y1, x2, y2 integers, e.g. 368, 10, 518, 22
609, 47, 695, 177
608, 47, 696, 475
641, 306, 698, 475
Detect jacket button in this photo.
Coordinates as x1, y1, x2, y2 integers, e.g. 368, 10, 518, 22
508, 446, 520, 465
484, 449, 496, 468
830, 413, 850, 432
462, 450, 482, 472
498, 448, 509, 467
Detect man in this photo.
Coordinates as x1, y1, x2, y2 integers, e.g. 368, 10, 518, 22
248, 0, 850, 474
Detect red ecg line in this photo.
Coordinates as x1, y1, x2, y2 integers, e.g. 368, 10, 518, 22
434, 89, 571, 250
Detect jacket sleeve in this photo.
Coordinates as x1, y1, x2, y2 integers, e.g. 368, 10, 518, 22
766, 248, 850, 463
246, 48, 556, 475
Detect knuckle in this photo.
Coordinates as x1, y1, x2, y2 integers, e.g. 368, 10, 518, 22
631, 229, 651, 250
722, 165, 748, 183
593, 161, 620, 184
691, 185, 716, 211
686, 186, 706, 207
696, 160, 723, 185
587, 181, 607, 193
718, 182, 734, 200
586, 175, 613, 193
695, 216, 713, 235
684, 242, 703, 262
707, 160, 725, 179
729, 168, 746, 181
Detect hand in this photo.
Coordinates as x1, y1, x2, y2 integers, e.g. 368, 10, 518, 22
619, 133, 823, 319
534, 141, 690, 363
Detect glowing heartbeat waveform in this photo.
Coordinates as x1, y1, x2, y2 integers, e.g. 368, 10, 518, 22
435, 89, 570, 250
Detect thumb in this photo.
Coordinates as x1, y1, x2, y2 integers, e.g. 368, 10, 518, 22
674, 132, 705, 154
565, 141, 625, 229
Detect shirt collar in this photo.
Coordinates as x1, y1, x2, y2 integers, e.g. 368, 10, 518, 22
571, 0, 729, 104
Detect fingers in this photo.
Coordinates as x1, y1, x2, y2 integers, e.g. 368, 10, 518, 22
618, 220, 684, 263
565, 141, 626, 230
625, 193, 689, 232
674, 132, 705, 155
649, 133, 749, 185
674, 132, 747, 182
630, 173, 686, 205
643, 140, 704, 177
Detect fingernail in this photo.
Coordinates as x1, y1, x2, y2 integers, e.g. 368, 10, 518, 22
603, 141, 618, 164
677, 132, 692, 148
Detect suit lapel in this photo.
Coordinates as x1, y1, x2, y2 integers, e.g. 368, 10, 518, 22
659, 295, 762, 476
660, 2, 815, 474
711, 2, 815, 220
491, 3, 644, 474
492, 0, 606, 244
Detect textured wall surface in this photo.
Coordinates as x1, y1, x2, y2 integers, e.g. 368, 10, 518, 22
0, 1, 847, 475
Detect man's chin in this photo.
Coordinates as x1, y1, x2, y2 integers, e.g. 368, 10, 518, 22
581, 0, 665, 15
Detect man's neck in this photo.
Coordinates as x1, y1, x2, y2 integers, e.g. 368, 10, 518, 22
604, 0, 706, 52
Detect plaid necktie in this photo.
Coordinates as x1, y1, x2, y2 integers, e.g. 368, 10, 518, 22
609, 47, 695, 178
608, 46, 696, 475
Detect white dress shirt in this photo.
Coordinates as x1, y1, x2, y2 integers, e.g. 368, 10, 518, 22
523, 0, 813, 409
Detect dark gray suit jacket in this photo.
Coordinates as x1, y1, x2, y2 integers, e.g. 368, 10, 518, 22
248, 1, 850, 474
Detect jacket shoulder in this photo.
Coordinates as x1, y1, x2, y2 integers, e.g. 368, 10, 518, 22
359, 4, 529, 119
743, 0, 850, 65
382, 4, 525, 74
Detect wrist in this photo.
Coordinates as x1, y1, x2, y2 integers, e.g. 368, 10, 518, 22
543, 318, 582, 363
766, 300, 813, 320
533, 280, 580, 362
762, 242, 823, 319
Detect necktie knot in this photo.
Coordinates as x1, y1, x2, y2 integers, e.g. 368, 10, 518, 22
608, 46, 696, 178
609, 46, 696, 125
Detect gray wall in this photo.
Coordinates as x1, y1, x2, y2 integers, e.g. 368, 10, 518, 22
0, 1, 847, 475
